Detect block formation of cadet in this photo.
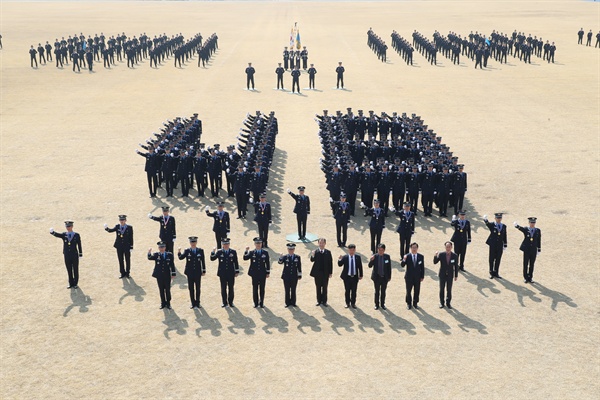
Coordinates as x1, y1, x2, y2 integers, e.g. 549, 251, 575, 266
244, 237, 270, 308
391, 31, 414, 65
178, 236, 206, 309
367, 28, 388, 62
433, 241, 459, 309
450, 211, 471, 271
309, 238, 333, 307
149, 206, 176, 254
483, 213, 507, 279
279, 243, 302, 307
368, 243, 391, 310
514, 217, 541, 284
287, 186, 310, 239
210, 238, 239, 307
148, 241, 176, 310
401, 242, 425, 310
104, 214, 134, 278
50, 221, 82, 289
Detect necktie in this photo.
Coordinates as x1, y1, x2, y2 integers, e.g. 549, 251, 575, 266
350, 256, 355, 276
413, 254, 417, 266
378, 256, 384, 277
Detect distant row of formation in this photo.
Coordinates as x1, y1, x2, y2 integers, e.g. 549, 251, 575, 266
368, 28, 559, 67
577, 28, 600, 47
28, 31, 218, 71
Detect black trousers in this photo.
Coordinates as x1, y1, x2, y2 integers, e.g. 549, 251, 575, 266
336, 75, 344, 88
226, 175, 235, 196
309, 75, 315, 88
188, 276, 201, 306
407, 191, 419, 212
370, 227, 382, 254
399, 233, 412, 257
336, 221, 348, 246
31, 57, 38, 67
164, 240, 174, 255
116, 249, 131, 276
343, 276, 359, 305
156, 278, 172, 306
64, 255, 79, 287
421, 193, 434, 215
292, 78, 300, 92
284, 279, 298, 306
454, 192, 465, 215
220, 275, 235, 305
39, 53, 46, 63
235, 193, 247, 217
277, 75, 284, 89
523, 251, 537, 281
297, 214, 307, 238
455, 241, 467, 268
257, 223, 269, 247
252, 277, 266, 306
72, 60, 80, 72
284, 59, 289, 69
147, 172, 158, 196
214, 231, 227, 249
195, 172, 206, 196
405, 279, 421, 305
373, 276, 388, 307
209, 174, 219, 196
246, 75, 254, 89
314, 275, 329, 304
488, 246, 503, 276
439, 275, 454, 306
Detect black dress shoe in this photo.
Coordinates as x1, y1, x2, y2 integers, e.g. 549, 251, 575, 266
260, 304, 264, 308
119, 275, 125, 279
292, 304, 297, 307
254, 304, 258, 308
344, 304, 349, 308
381, 305, 387, 310
284, 305, 290, 308
413, 305, 419, 310
221, 303, 227, 308
166, 304, 172, 310
190, 305, 195, 309
322, 303, 328, 307
229, 303, 235, 308
316, 303, 321, 307
126, 274, 131, 278
489, 275, 494, 279
351, 304, 357, 309
446, 304, 452, 309
439, 304, 445, 308
407, 304, 412, 310
524, 279, 528, 283
529, 280, 535, 284
496, 275, 502, 279
374, 306, 379, 310
160, 305, 165, 309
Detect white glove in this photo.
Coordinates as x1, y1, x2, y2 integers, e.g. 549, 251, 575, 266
433, 191, 437, 195
172, 238, 176, 242
389, 190, 393, 195
513, 221, 518, 227
204, 206, 209, 212
360, 201, 365, 208
148, 213, 153, 219
249, 198, 254, 204
483, 215, 488, 220
452, 215, 456, 221
286, 188, 291, 193
389, 206, 395, 212
49, 228, 54, 233
104, 223, 108, 228
329, 197, 333, 203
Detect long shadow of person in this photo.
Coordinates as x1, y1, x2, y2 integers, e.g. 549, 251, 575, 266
257, 307, 289, 334
119, 277, 146, 304
495, 277, 542, 307
414, 307, 451, 335
351, 307, 385, 333
226, 307, 256, 335
532, 282, 577, 311
193, 307, 222, 337
289, 306, 321, 333
446, 308, 488, 334
63, 287, 92, 317
461, 270, 501, 297
162, 309, 188, 339
380, 308, 417, 335
321, 305, 355, 334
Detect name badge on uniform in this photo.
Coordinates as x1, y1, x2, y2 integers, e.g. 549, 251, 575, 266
120, 234, 123, 238
498, 232, 501, 236
530, 238, 533, 241
460, 229, 463, 232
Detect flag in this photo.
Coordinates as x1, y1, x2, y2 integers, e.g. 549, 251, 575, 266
296, 30, 301, 49
82, 41, 86, 50
290, 27, 294, 48
485, 38, 490, 46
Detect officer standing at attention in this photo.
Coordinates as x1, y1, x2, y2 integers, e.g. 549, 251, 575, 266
483, 213, 507, 279
309, 238, 333, 307
578, 28, 584, 44
275, 63, 285, 90
149, 206, 177, 254
335, 61, 345, 89
338, 244, 363, 308
71, 50, 81, 72
245, 62, 256, 90
85, 49, 93, 72
301, 46, 308, 69
283, 47, 290, 70
148, 242, 176, 310
332, 193, 351, 248
244, 237, 270, 308
253, 193, 272, 248
291, 66, 301, 94
205, 202, 230, 249
210, 238, 240, 307
393, 202, 415, 258
401, 242, 425, 310
514, 217, 541, 283
450, 211, 471, 271
287, 186, 310, 240
29, 45, 38, 68
586, 29, 593, 46
362, 199, 385, 254
307, 64, 317, 90
50, 221, 83, 289
433, 241, 459, 309
178, 236, 206, 309
279, 243, 302, 307
104, 215, 134, 279
37, 43, 46, 64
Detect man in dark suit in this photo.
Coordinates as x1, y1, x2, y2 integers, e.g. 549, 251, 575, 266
178, 236, 206, 309
148, 241, 176, 309
362, 199, 385, 254
244, 237, 271, 308
332, 193, 351, 247
50, 221, 83, 289
205, 202, 230, 249
338, 244, 363, 308
394, 202, 415, 257
514, 217, 541, 283
279, 243, 302, 307
253, 193, 272, 248
484, 213, 507, 279
401, 242, 425, 309
104, 215, 134, 278
309, 238, 333, 306
210, 238, 240, 307
288, 186, 310, 239
450, 210, 471, 271
433, 241, 459, 309
368, 243, 391, 310
148, 206, 176, 254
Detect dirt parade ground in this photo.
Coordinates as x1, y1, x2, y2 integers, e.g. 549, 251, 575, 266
1, 1, 599, 399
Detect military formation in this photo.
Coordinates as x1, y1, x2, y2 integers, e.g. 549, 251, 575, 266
28, 31, 217, 71
577, 28, 600, 48
367, 28, 387, 62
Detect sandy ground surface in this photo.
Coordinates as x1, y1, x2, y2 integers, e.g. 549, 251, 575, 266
1, 1, 599, 399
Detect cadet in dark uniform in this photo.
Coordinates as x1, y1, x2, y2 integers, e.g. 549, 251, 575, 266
244, 237, 270, 308
287, 186, 310, 239
393, 202, 415, 257
210, 238, 240, 307
71, 50, 80, 72
178, 236, 206, 309
309, 238, 333, 306
245, 62, 255, 90
587, 29, 592, 46
50, 221, 82, 289
253, 193, 272, 248
338, 244, 363, 308
104, 215, 134, 278
205, 202, 230, 249
301, 46, 308, 69
335, 62, 345, 89
29, 45, 38, 68
514, 217, 541, 283
45, 42, 52, 61
368, 243, 391, 310
148, 241, 176, 309
401, 242, 425, 310
37, 43, 46, 64
149, 206, 176, 254
291, 66, 301, 93
275, 63, 285, 90
85, 49, 93, 71
362, 199, 385, 254
279, 243, 302, 307
578, 28, 584, 44
450, 211, 471, 271
283, 47, 290, 70
307, 64, 317, 90
547, 42, 556, 63
483, 213, 507, 279
332, 193, 351, 247
433, 241, 459, 309
452, 164, 467, 215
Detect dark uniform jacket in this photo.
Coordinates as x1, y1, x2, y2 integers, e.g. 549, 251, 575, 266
210, 249, 240, 278
51, 231, 82, 257
279, 254, 302, 281
178, 248, 206, 279
105, 224, 134, 251
150, 215, 176, 241
244, 249, 270, 279
148, 251, 176, 281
